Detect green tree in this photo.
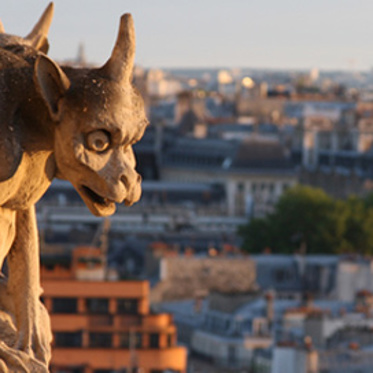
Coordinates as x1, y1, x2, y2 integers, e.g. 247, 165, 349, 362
238, 217, 273, 253
338, 195, 373, 255
239, 186, 373, 255
239, 185, 343, 254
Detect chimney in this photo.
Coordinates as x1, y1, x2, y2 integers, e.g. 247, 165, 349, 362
194, 290, 206, 313
194, 297, 202, 313
304, 336, 319, 373
175, 91, 192, 124
356, 289, 373, 317
303, 291, 314, 309
265, 290, 275, 328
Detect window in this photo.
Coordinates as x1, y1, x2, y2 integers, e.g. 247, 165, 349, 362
52, 298, 77, 314
119, 332, 142, 349
237, 182, 244, 192
225, 319, 230, 330
133, 332, 142, 349
89, 332, 112, 348
272, 269, 293, 283
54, 332, 82, 347
117, 299, 138, 314
78, 256, 102, 268
228, 345, 237, 365
86, 298, 109, 314
149, 333, 160, 348
119, 332, 130, 348
167, 334, 173, 347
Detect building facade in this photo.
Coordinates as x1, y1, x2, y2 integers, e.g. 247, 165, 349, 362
41, 248, 187, 373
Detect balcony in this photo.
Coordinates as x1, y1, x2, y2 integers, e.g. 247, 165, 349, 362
116, 315, 141, 328
88, 315, 113, 327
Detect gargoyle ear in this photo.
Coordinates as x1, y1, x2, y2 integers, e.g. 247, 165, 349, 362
34, 55, 70, 122
100, 13, 135, 84
25, 2, 54, 53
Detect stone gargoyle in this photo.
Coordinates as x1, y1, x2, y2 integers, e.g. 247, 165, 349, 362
0, 3, 147, 371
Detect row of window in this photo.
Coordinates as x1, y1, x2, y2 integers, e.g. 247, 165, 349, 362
237, 182, 290, 194
318, 154, 373, 172
50, 297, 138, 315
167, 153, 224, 167
54, 332, 173, 349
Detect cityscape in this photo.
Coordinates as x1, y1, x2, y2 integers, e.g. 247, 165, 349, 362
3, 1, 373, 372
32, 43, 373, 373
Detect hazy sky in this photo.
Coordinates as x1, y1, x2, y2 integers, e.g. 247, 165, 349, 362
1, 0, 373, 71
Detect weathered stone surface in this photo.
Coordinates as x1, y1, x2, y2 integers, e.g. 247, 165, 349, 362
151, 256, 257, 302
0, 5, 146, 371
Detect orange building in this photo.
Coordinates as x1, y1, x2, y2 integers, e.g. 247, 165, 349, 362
41, 247, 187, 373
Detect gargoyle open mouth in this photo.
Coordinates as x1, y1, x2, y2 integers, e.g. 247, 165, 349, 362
81, 185, 114, 207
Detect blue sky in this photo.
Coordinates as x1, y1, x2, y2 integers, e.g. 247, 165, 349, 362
1, 0, 373, 71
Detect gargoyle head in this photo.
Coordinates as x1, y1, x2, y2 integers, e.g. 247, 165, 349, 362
34, 14, 148, 217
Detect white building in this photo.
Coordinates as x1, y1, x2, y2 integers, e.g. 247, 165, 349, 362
161, 136, 297, 217
336, 259, 373, 302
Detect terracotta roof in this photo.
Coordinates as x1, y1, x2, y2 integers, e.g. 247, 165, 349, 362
356, 289, 373, 297
285, 306, 325, 316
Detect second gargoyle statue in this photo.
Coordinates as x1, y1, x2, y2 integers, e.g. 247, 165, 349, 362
0, 3, 148, 371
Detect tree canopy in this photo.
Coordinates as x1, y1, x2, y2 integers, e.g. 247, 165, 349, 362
238, 185, 373, 255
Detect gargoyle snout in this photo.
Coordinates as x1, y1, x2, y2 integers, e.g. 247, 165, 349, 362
119, 165, 140, 188
120, 169, 142, 206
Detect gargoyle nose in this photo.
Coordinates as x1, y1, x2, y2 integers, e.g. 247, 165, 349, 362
120, 168, 142, 190
121, 172, 142, 206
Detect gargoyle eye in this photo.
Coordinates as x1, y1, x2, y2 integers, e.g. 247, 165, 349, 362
86, 130, 110, 152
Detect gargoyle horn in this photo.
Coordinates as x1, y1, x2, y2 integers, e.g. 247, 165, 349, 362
25, 2, 54, 53
100, 13, 135, 84
0, 20, 5, 34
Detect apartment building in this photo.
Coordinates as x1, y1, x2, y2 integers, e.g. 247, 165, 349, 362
41, 247, 187, 373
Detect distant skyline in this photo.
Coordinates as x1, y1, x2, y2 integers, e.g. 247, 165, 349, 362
1, 0, 373, 71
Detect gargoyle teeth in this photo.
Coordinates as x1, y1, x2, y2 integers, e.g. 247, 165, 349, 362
81, 185, 113, 206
